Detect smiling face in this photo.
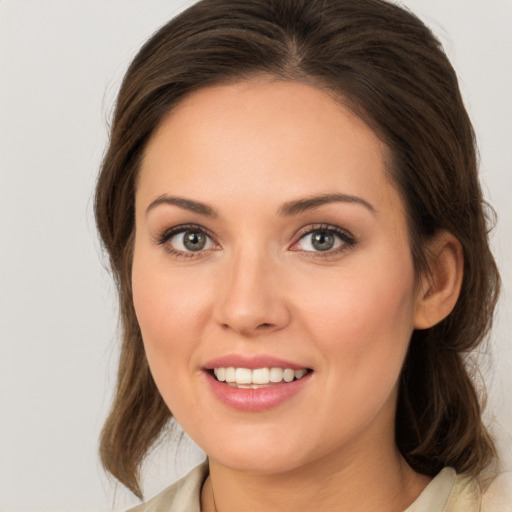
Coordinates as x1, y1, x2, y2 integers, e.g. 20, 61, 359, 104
132, 79, 423, 475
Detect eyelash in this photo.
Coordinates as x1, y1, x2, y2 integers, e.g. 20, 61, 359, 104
156, 224, 219, 260
292, 224, 356, 258
156, 223, 356, 260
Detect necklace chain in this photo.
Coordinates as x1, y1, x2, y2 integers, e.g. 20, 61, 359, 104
212, 484, 218, 512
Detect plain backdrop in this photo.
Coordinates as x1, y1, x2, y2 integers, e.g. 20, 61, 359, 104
0, 1, 511, 511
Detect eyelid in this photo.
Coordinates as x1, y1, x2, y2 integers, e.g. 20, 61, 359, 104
290, 223, 356, 254
154, 222, 355, 258
155, 223, 220, 258
156, 223, 214, 244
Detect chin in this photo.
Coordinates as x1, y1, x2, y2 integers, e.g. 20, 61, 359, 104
196, 426, 322, 476
211, 448, 305, 475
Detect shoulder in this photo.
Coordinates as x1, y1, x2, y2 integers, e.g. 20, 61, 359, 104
480, 470, 512, 511
126, 461, 209, 512
405, 467, 512, 511
445, 470, 512, 512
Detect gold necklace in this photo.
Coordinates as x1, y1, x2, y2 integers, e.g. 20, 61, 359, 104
211, 483, 218, 512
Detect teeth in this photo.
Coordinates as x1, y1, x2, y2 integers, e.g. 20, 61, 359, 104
235, 367, 252, 384
294, 369, 307, 379
283, 369, 295, 382
212, 366, 309, 385
225, 367, 236, 383
252, 367, 270, 384
269, 367, 283, 383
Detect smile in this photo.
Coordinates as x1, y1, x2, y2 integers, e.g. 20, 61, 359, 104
213, 367, 309, 388
204, 363, 313, 411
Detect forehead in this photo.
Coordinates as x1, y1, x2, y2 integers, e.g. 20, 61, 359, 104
137, 80, 402, 218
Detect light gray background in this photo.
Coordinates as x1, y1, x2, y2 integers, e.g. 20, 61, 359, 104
0, 1, 511, 511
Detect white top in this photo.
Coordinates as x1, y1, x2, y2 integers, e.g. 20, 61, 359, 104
127, 461, 512, 511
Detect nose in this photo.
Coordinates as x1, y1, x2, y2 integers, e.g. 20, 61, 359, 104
214, 249, 291, 337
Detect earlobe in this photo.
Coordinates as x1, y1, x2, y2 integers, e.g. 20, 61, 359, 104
413, 231, 464, 330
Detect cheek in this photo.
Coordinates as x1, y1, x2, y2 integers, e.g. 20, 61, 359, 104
132, 269, 209, 431
284, 258, 418, 451
132, 236, 211, 344
131, 248, 209, 406
133, 279, 205, 347
294, 253, 417, 385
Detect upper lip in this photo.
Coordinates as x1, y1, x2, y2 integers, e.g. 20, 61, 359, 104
203, 354, 310, 371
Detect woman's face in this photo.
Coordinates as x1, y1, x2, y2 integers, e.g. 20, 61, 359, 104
132, 80, 424, 474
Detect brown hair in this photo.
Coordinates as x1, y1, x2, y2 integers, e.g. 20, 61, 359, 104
95, 0, 500, 498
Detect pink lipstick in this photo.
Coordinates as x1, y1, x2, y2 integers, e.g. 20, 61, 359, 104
202, 354, 312, 412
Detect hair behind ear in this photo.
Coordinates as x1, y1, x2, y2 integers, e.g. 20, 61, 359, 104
396, 327, 496, 476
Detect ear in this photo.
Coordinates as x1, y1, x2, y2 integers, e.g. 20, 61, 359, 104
413, 231, 464, 330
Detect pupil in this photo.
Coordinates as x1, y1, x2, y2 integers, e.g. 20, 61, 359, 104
184, 231, 206, 251
312, 231, 334, 251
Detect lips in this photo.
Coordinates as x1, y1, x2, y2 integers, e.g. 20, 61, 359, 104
203, 355, 313, 411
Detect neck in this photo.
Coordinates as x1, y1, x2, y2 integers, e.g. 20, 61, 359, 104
201, 439, 430, 512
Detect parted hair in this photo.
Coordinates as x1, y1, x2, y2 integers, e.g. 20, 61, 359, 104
95, 0, 500, 498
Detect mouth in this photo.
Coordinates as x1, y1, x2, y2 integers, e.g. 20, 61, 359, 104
203, 356, 313, 411
208, 367, 312, 389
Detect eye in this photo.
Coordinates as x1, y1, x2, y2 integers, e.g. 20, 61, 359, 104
292, 225, 355, 254
158, 225, 217, 255
171, 229, 212, 251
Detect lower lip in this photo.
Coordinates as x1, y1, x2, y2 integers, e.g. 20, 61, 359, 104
204, 371, 312, 412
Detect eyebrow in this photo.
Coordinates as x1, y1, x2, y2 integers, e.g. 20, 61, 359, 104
146, 195, 219, 217
278, 193, 376, 216
146, 192, 375, 217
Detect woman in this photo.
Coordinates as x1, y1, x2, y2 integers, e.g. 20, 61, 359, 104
94, 0, 509, 510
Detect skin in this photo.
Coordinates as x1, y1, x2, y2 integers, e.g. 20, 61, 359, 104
132, 79, 462, 511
